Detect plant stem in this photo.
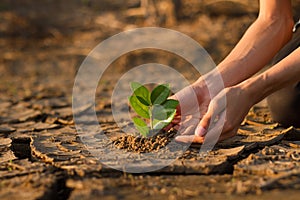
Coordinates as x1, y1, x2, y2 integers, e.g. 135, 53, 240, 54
149, 105, 153, 131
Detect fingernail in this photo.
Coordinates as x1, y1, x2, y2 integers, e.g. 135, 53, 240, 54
195, 126, 206, 136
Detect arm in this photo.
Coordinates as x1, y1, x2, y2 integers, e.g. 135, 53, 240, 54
200, 47, 300, 141
174, 0, 297, 142
244, 47, 300, 104
194, 0, 294, 96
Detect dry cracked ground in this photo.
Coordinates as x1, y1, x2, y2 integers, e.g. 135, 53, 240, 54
1, 1, 300, 200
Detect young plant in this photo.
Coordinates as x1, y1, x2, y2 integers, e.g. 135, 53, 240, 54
129, 82, 179, 137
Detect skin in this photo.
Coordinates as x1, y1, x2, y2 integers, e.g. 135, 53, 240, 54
170, 0, 299, 144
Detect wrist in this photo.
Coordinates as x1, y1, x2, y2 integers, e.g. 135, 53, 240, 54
193, 69, 225, 99
238, 75, 268, 105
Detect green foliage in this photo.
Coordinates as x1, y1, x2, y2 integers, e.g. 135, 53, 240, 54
150, 84, 170, 104
129, 82, 179, 137
132, 117, 149, 137
130, 82, 151, 106
129, 95, 150, 119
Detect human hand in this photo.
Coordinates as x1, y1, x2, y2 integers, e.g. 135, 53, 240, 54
175, 85, 254, 144
165, 78, 211, 142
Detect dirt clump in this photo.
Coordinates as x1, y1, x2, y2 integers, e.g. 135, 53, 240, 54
112, 129, 177, 153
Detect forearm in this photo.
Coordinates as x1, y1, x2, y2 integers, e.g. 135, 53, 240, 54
242, 47, 300, 104
198, 0, 294, 96
218, 16, 293, 87
196, 17, 293, 98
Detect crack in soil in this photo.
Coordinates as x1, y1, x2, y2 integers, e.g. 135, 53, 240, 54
10, 137, 32, 160
37, 172, 73, 200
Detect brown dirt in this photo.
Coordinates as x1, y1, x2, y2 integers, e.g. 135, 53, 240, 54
112, 129, 177, 153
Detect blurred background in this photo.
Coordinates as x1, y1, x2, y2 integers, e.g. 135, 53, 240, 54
0, 0, 299, 100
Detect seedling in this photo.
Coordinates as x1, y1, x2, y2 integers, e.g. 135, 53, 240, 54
129, 82, 179, 137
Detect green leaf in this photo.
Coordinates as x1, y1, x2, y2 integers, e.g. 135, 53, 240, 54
151, 99, 178, 121
165, 108, 177, 119
129, 95, 150, 119
130, 82, 150, 106
130, 82, 143, 91
136, 96, 150, 106
152, 104, 167, 120
150, 84, 170, 105
132, 117, 149, 137
153, 109, 176, 130
162, 99, 179, 110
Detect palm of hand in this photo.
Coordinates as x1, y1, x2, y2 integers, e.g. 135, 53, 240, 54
167, 85, 253, 144
166, 85, 211, 142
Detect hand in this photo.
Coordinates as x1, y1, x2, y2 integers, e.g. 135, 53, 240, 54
175, 85, 255, 144
165, 78, 211, 142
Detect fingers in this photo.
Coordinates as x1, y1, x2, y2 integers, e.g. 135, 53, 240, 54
165, 84, 204, 134
164, 107, 200, 135
195, 95, 226, 137
172, 88, 243, 145
174, 131, 237, 145
175, 135, 204, 143
172, 114, 181, 124
174, 128, 237, 145
176, 111, 224, 145
194, 104, 212, 136
195, 126, 206, 137
173, 85, 199, 116
200, 111, 226, 150
164, 115, 180, 128
178, 115, 200, 135
175, 111, 237, 145
179, 124, 197, 135
163, 107, 181, 131
169, 95, 182, 115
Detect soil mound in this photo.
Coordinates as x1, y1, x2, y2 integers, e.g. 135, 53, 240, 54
112, 129, 177, 153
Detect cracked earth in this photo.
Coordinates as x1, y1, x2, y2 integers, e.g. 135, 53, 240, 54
1, 1, 300, 199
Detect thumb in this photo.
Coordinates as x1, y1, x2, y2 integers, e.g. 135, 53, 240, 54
195, 111, 211, 137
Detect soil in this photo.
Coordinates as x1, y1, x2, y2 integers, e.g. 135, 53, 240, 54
112, 129, 177, 153
1, 0, 300, 199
